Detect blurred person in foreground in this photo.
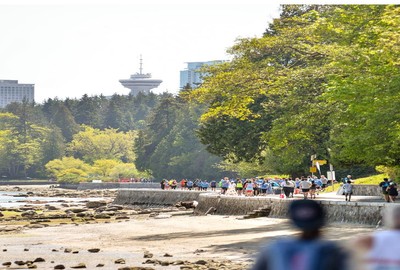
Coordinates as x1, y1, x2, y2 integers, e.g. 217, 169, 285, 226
252, 200, 348, 270
354, 204, 400, 270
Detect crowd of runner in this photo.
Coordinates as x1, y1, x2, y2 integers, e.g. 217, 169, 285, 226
160, 175, 331, 199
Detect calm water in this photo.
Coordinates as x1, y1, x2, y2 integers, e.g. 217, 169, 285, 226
0, 191, 102, 207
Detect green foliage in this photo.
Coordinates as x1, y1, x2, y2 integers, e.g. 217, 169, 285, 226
5, 5, 400, 180
354, 173, 389, 185
135, 94, 227, 179
189, 4, 399, 176
376, 166, 400, 181
45, 157, 91, 182
109, 163, 145, 179
57, 168, 88, 183
67, 126, 136, 163
0, 112, 49, 178
45, 156, 145, 183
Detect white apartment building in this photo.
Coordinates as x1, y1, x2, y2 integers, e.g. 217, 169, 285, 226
0, 80, 35, 108
179, 60, 227, 89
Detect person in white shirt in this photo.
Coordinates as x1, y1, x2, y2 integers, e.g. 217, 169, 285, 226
354, 205, 400, 270
300, 178, 312, 199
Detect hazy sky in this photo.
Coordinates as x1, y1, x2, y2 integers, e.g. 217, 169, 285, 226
0, 0, 386, 103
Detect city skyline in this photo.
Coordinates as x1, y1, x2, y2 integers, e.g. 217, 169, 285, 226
0, 0, 281, 103
0, 0, 382, 103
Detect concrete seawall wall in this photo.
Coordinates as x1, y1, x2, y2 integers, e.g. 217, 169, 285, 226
336, 184, 381, 196
194, 194, 385, 225
112, 189, 386, 225
114, 189, 204, 206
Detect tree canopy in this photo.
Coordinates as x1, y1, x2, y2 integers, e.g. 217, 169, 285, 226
188, 5, 400, 177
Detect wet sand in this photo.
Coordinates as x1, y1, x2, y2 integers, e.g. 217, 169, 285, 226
0, 214, 375, 270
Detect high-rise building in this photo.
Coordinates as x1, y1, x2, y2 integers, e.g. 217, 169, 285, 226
180, 60, 226, 89
0, 80, 35, 108
119, 57, 162, 96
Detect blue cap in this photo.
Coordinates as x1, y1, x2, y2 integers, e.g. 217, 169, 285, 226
289, 200, 325, 230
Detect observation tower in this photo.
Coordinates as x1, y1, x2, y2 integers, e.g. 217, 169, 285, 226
119, 56, 162, 96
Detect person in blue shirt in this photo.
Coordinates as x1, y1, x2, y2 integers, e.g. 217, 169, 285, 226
260, 180, 269, 196
221, 177, 230, 194
210, 180, 217, 192
203, 180, 209, 191
186, 180, 193, 190
252, 200, 348, 270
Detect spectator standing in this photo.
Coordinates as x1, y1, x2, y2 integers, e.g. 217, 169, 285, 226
252, 200, 348, 270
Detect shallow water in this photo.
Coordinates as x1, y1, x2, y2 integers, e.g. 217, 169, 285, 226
0, 191, 103, 207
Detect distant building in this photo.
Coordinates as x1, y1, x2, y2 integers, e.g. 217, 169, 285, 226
0, 80, 35, 108
179, 60, 227, 89
119, 56, 162, 96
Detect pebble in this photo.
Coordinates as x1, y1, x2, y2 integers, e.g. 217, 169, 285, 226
195, 260, 207, 265
143, 251, 153, 258
115, 258, 126, 264
118, 267, 155, 270
54, 265, 65, 269
71, 263, 86, 268
88, 248, 101, 253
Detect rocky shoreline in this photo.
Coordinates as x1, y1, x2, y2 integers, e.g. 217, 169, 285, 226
0, 185, 376, 270
0, 186, 252, 269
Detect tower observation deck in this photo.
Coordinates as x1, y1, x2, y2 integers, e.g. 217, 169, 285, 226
119, 56, 162, 96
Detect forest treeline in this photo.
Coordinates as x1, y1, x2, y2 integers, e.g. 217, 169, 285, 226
0, 93, 227, 180
1, 4, 400, 181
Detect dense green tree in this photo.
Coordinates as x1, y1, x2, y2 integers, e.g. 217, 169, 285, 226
40, 125, 65, 165
136, 95, 226, 179
45, 156, 91, 182
68, 126, 136, 163
74, 94, 108, 128
0, 113, 48, 178
189, 4, 400, 176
